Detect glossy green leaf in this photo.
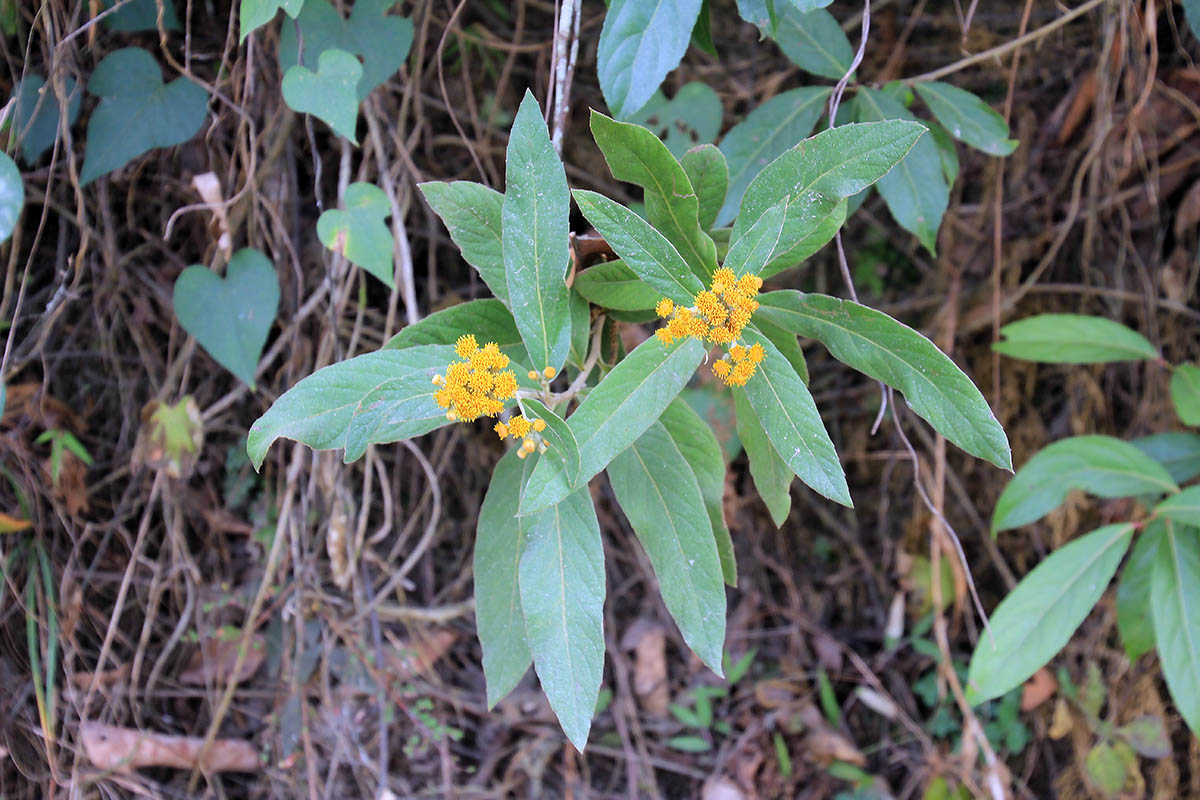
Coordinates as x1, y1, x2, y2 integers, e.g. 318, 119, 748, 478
0, 152, 21, 244
854, 89, 948, 255
993, 436, 1177, 533
417, 181, 507, 303
279, 0, 413, 100
101, 0, 180, 31
725, 204, 785, 278
523, 398, 581, 484
1172, 365, 1200, 426
240, 0, 304, 40
734, 388, 792, 527
174, 248, 279, 388
247, 346, 453, 469
1134, 432, 1200, 484
596, 0, 704, 119
774, 6, 853, 80
282, 48, 362, 142
317, 182, 393, 285
966, 523, 1134, 705
755, 291, 1011, 470
1117, 521, 1164, 662
659, 399, 736, 586
475, 449, 534, 707
10, 75, 82, 165
628, 83, 723, 159
573, 261, 661, 312
504, 90, 572, 374
572, 190, 704, 305
81, 48, 208, 185
681, 145, 728, 231
518, 484, 605, 750
590, 110, 718, 281
609, 422, 726, 671
520, 336, 706, 514
1151, 521, 1200, 735
914, 82, 1018, 157
993, 313, 1159, 363
733, 120, 924, 274
342, 371, 449, 463
1156, 485, 1200, 527
716, 86, 830, 227
739, 327, 850, 506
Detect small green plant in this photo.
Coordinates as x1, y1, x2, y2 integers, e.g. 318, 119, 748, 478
664, 648, 756, 752
35, 427, 92, 485
965, 312, 1200, 742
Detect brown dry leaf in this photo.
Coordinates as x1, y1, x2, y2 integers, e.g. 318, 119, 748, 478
629, 625, 669, 715
384, 629, 456, 681
44, 451, 89, 516
70, 663, 131, 691
178, 634, 267, 685
192, 172, 232, 258
1049, 698, 1075, 740
1021, 667, 1058, 711
80, 722, 259, 773
2, 383, 85, 430
798, 704, 865, 767
131, 397, 204, 479
0, 511, 31, 533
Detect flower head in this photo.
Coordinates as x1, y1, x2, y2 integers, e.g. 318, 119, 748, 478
654, 268, 767, 385
433, 335, 518, 423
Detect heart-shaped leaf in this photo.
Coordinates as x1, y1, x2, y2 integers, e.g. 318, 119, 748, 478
240, 0, 305, 41
10, 75, 82, 165
100, 0, 180, 31
80, 48, 208, 185
316, 182, 394, 286
281, 48, 362, 142
0, 151, 23, 244
173, 248, 280, 387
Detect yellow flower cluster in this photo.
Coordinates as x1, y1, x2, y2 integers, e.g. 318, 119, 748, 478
711, 342, 766, 387
654, 268, 763, 347
493, 414, 548, 459
432, 334, 518, 421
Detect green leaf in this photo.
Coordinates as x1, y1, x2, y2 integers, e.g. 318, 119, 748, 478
279, 0, 413, 101
100, 0, 180, 31
80, 47, 208, 185
572, 190, 704, 305
965, 523, 1134, 705
1151, 521, 1200, 735
926, 121, 960, 185
1187, 0, 1200, 39
0, 152, 22, 244
596, 0, 704, 119
755, 291, 1011, 470
590, 110, 718, 281
317, 182, 393, 285
384, 299, 527, 366
733, 120, 924, 274
725, 204, 785, 278
992, 435, 1177, 533
523, 398, 581, 484
1156, 485, 1200, 527
1118, 715, 1171, 759
1172, 365, 1200, 426
241, 0, 305, 41
503, 90, 572, 373
246, 346, 453, 469
716, 86, 830, 227
854, 89, 948, 255
281, 48, 362, 142
518, 484, 606, 750
10, 75, 82, 165
667, 735, 712, 752
774, 6, 853, 80
993, 314, 1160, 363
914, 82, 1018, 157
681, 144, 728, 231
475, 449, 534, 707
173, 248, 279, 388
659, 399, 736, 586
342, 372, 449, 463
628, 83, 723, 159
691, 0, 716, 56
1117, 522, 1164, 662
573, 261, 660, 312
417, 181, 507, 304
739, 327, 850, 506
1134, 432, 1200, 484
734, 387, 792, 527
736, 0, 777, 33
609, 422, 726, 671
1084, 741, 1128, 795
753, 315, 809, 385
569, 290, 592, 367
520, 336, 706, 514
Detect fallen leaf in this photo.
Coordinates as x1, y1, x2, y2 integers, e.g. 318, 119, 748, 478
178, 634, 266, 685
629, 624, 669, 715
70, 663, 131, 691
80, 722, 259, 772
131, 396, 204, 479
1021, 667, 1058, 711
44, 450, 89, 515
798, 704, 865, 767
384, 629, 456, 681
1048, 697, 1074, 740
192, 172, 232, 258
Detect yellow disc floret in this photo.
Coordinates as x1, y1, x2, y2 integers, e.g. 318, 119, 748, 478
455, 334, 478, 359
432, 333, 519, 423
543, 366, 557, 380
655, 298, 675, 318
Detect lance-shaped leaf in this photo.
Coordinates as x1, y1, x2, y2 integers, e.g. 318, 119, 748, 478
914, 81, 1018, 157
503, 91, 572, 373
1151, 521, 1200, 735
660, 399, 736, 586
1156, 486, 1200, 528
993, 436, 1177, 533
573, 261, 661, 312
0, 153, 22, 244
734, 387, 792, 527
756, 291, 1010, 470
520, 337, 706, 514
384, 298, 528, 365
1117, 522, 1164, 662
681, 145, 728, 232
475, 449, 534, 707
596, 0, 703, 119
418, 181, 508, 303
733, 120, 924, 273
342, 372, 452, 463
519, 484, 605, 751
609, 423, 726, 671
774, 5, 854, 80
317, 182, 394, 286
1134, 432, 1200, 484
753, 315, 808, 384
724, 204, 785, 278
965, 523, 1134, 705
522, 398, 581, 484
573, 190, 704, 304
247, 345, 454, 469
590, 111, 718, 281
739, 327, 850, 506
994, 314, 1160, 364
1172, 365, 1200, 426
